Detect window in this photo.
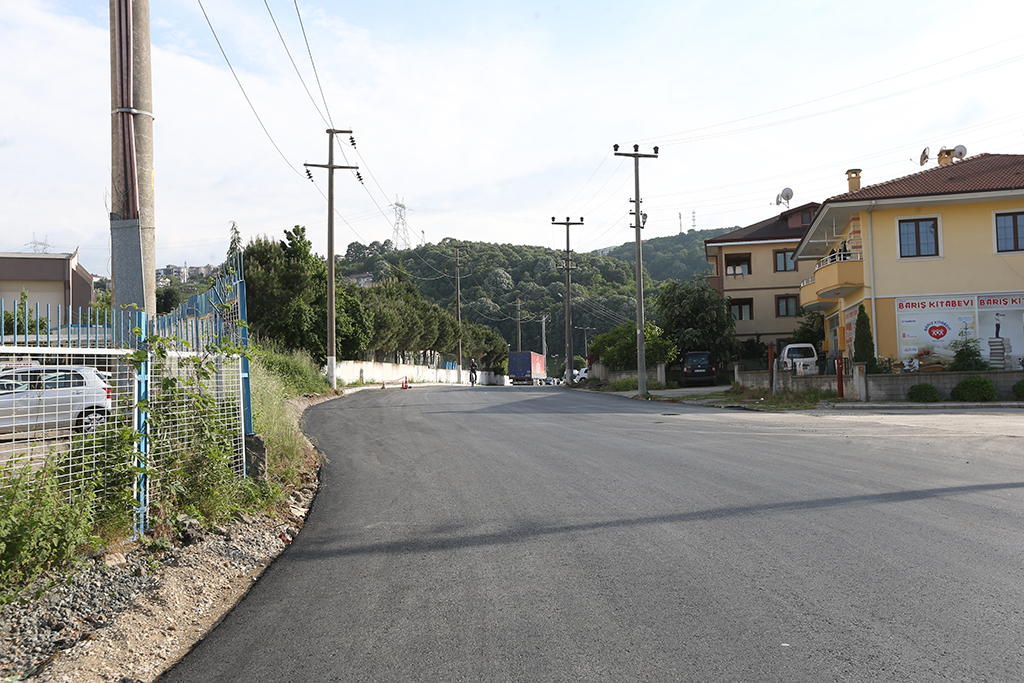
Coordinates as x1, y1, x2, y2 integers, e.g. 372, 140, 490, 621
801, 210, 812, 225
996, 212, 1024, 253
776, 295, 798, 317
725, 254, 751, 276
774, 249, 797, 272
899, 218, 939, 258
730, 299, 753, 320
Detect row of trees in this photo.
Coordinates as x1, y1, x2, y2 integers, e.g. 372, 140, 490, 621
242, 227, 508, 369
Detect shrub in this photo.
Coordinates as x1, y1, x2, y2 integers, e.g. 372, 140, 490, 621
950, 375, 998, 402
1013, 379, 1024, 400
907, 383, 942, 403
947, 336, 989, 372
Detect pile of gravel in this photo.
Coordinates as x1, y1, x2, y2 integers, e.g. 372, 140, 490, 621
0, 512, 294, 681
0, 555, 158, 679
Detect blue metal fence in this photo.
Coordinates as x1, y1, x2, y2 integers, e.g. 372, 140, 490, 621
0, 254, 251, 533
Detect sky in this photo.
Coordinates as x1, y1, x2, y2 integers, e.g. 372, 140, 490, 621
3, 0, 1024, 278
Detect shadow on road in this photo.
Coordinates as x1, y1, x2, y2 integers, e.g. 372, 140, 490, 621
288, 480, 1024, 560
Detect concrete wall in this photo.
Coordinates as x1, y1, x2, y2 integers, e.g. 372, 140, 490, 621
861, 369, 1024, 401
336, 360, 507, 386
590, 361, 666, 385
736, 363, 1023, 401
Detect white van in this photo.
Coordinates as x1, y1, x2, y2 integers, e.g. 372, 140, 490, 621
780, 344, 819, 375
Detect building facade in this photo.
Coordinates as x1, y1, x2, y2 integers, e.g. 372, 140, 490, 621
0, 250, 95, 322
705, 203, 819, 349
796, 153, 1024, 371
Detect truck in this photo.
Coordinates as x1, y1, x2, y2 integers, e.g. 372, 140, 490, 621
508, 351, 546, 385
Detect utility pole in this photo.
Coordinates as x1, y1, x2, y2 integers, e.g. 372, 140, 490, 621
516, 298, 522, 352
613, 143, 658, 396
552, 217, 583, 385
304, 129, 358, 390
110, 0, 156, 323
575, 325, 596, 358
445, 247, 465, 384
540, 312, 549, 358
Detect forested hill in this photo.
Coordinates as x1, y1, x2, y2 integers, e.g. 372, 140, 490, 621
598, 228, 734, 282
337, 228, 733, 363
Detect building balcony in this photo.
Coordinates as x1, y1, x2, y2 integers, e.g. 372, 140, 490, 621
706, 274, 723, 293
799, 252, 864, 309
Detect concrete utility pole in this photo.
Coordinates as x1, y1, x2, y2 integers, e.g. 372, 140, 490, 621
540, 312, 549, 358
575, 326, 596, 358
304, 130, 358, 390
447, 247, 464, 384
110, 0, 156, 322
552, 217, 583, 385
516, 298, 522, 352
613, 144, 658, 396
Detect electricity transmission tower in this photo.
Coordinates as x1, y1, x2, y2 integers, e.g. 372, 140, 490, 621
392, 197, 412, 250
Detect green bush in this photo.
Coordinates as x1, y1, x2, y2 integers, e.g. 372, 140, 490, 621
0, 462, 96, 604
950, 375, 998, 402
907, 383, 942, 403
1013, 379, 1024, 399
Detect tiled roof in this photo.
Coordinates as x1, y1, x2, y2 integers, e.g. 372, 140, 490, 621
828, 153, 1024, 203
706, 202, 819, 244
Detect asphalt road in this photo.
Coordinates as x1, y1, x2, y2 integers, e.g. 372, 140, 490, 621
159, 386, 1024, 682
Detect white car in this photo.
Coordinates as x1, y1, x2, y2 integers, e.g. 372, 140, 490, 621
0, 366, 114, 434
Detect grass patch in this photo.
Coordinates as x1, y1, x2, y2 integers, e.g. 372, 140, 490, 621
720, 383, 838, 410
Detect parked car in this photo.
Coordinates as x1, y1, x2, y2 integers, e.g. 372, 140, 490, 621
780, 343, 819, 374
681, 351, 716, 386
0, 365, 113, 434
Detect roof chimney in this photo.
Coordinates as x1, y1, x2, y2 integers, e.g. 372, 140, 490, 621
846, 169, 862, 193
937, 148, 955, 166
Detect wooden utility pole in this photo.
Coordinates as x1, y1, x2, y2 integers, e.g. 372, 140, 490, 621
304, 130, 358, 390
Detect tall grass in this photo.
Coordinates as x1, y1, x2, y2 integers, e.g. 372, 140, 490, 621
248, 343, 328, 491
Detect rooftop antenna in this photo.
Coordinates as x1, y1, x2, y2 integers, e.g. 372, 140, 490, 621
775, 187, 794, 208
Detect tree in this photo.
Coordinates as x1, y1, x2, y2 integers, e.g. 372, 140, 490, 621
654, 277, 735, 365
852, 304, 876, 371
243, 226, 372, 362
590, 322, 677, 368
788, 307, 825, 350
156, 286, 181, 314
226, 221, 242, 264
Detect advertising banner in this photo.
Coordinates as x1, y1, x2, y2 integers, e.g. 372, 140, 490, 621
896, 297, 976, 371
978, 294, 1024, 371
895, 293, 1024, 371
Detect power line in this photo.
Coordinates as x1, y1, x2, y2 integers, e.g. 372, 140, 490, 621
196, 0, 304, 180
264, 0, 329, 126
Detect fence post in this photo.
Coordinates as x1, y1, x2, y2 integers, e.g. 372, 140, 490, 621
836, 357, 844, 399
134, 309, 150, 536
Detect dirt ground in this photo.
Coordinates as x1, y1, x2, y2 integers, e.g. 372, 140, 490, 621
29, 394, 334, 683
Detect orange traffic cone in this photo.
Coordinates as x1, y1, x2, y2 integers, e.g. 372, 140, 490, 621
402, 377, 409, 389
382, 381, 387, 389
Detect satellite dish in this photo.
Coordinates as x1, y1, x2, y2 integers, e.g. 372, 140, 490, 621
919, 147, 930, 166
780, 187, 794, 201
953, 145, 967, 159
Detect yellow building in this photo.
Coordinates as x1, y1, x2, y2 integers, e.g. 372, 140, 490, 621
796, 153, 1024, 371
706, 203, 819, 349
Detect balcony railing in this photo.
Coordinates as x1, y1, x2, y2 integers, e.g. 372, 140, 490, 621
814, 251, 863, 271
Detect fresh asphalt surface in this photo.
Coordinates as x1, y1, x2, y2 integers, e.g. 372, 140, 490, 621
159, 386, 1024, 682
